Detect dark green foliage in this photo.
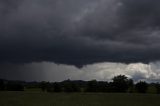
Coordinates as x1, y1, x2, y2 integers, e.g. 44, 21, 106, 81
1, 75, 159, 94
154, 83, 160, 94
86, 80, 108, 92
96, 81, 108, 92
63, 80, 80, 92
6, 81, 24, 91
0, 79, 5, 90
86, 80, 98, 92
40, 81, 48, 92
127, 79, 134, 93
37, 75, 147, 93
135, 81, 148, 93
46, 83, 54, 92
53, 82, 62, 92
25, 81, 40, 89
112, 75, 131, 92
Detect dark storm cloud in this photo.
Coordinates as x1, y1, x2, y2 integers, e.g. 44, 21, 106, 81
1, 0, 160, 67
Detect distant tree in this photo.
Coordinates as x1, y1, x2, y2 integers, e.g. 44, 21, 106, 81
135, 81, 148, 93
155, 83, 160, 94
6, 81, 24, 91
40, 81, 48, 92
112, 75, 130, 92
86, 80, 98, 92
46, 83, 54, 92
106, 82, 114, 92
71, 83, 80, 92
127, 79, 134, 93
96, 81, 108, 92
0, 79, 5, 91
63, 80, 80, 92
53, 82, 62, 92
25, 81, 40, 89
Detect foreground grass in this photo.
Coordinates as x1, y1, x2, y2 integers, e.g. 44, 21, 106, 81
0, 91, 160, 106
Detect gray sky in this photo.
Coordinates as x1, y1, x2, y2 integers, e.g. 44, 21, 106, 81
0, 0, 160, 81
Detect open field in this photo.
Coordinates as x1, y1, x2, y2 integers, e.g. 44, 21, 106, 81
0, 91, 160, 106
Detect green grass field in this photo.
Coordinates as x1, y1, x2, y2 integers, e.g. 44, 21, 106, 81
0, 91, 160, 106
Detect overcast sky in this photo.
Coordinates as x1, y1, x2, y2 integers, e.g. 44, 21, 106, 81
0, 0, 160, 82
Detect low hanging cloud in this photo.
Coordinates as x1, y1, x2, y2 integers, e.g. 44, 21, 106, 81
0, 62, 160, 82
1, 0, 160, 67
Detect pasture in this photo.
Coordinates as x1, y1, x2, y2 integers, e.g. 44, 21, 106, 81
0, 91, 160, 106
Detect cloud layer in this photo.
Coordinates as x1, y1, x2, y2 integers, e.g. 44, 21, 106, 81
0, 62, 160, 82
1, 0, 160, 67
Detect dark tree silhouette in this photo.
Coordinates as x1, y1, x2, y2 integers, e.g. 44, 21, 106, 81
127, 79, 134, 93
96, 81, 108, 92
6, 81, 24, 91
63, 80, 80, 92
86, 80, 98, 92
135, 81, 148, 93
40, 81, 47, 92
1, 75, 159, 94
0, 79, 5, 90
112, 75, 130, 92
40, 81, 48, 92
71, 83, 80, 92
155, 83, 160, 94
53, 82, 62, 92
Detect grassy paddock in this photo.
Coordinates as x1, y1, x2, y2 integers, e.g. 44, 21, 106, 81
0, 91, 160, 106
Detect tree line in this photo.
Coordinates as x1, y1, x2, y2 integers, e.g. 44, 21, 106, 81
1, 75, 160, 94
